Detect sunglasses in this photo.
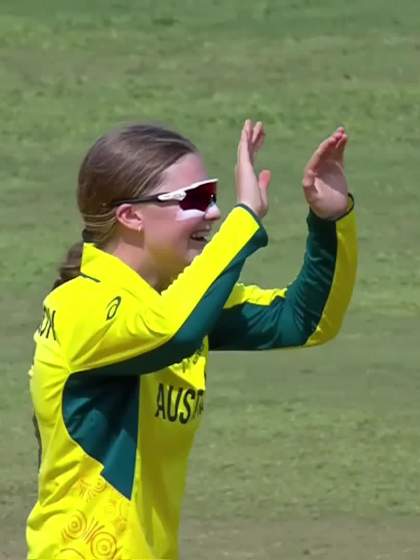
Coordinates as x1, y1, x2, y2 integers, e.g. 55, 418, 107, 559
110, 178, 218, 212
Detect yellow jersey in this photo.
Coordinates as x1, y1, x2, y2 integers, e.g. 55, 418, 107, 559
27, 202, 357, 559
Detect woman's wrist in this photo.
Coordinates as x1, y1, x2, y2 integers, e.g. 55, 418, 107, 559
310, 194, 354, 222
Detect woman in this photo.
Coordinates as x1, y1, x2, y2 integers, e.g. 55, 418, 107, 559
27, 120, 357, 559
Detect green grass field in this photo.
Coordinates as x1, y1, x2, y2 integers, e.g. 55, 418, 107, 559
1, 1, 419, 558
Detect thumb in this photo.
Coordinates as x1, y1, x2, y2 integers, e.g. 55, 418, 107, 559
258, 169, 271, 192
302, 168, 316, 191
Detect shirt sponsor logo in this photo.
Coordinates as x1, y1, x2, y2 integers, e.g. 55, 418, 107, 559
106, 296, 122, 320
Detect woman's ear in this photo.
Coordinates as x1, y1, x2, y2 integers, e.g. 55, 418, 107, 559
114, 204, 144, 233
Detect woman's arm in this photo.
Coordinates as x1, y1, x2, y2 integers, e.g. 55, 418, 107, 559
48, 121, 271, 375
210, 127, 357, 350
209, 200, 356, 350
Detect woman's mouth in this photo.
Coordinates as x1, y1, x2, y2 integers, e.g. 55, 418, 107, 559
190, 231, 210, 243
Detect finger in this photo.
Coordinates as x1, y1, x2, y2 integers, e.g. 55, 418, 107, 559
236, 125, 243, 164
305, 128, 347, 174
305, 136, 336, 172
245, 119, 253, 142
327, 132, 348, 169
250, 122, 264, 162
251, 121, 263, 145
335, 134, 348, 164
302, 168, 316, 191
236, 125, 245, 167
237, 121, 248, 155
244, 119, 254, 160
331, 127, 347, 148
245, 120, 262, 165
253, 126, 266, 154
237, 125, 252, 167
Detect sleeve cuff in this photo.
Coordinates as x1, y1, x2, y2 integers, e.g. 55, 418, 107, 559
333, 194, 355, 222
307, 194, 355, 230
234, 203, 268, 239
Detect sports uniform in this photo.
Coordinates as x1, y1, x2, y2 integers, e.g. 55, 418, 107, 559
27, 201, 357, 559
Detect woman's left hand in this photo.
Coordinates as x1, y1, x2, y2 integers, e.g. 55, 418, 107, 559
302, 127, 350, 220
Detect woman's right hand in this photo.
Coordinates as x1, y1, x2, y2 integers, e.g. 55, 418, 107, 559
235, 119, 272, 219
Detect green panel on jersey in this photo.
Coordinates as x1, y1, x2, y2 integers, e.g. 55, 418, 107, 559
209, 212, 338, 350
62, 374, 140, 499
71, 223, 267, 377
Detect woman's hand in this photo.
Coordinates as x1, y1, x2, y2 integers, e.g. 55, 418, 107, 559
302, 127, 350, 220
235, 119, 272, 219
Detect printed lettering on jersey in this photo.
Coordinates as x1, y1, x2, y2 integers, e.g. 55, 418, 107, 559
155, 383, 205, 424
38, 305, 57, 341
173, 341, 206, 375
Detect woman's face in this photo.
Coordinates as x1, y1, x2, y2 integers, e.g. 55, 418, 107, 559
138, 152, 222, 285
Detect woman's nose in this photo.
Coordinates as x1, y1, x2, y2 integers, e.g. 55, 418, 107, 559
204, 202, 221, 221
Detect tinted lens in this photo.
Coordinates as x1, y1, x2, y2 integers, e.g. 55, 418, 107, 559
180, 181, 217, 211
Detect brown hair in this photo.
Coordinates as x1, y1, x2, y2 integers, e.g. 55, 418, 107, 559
52, 123, 197, 289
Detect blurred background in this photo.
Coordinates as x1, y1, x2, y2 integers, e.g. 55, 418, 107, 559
0, 1, 419, 558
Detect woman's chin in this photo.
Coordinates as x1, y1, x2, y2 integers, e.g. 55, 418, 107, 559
186, 243, 206, 262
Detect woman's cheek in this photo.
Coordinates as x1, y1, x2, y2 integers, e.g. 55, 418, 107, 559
175, 208, 205, 222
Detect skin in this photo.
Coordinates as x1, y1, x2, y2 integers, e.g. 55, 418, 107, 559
105, 121, 350, 292
106, 153, 222, 292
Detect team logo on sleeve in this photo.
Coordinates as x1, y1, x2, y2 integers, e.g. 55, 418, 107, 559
106, 297, 122, 320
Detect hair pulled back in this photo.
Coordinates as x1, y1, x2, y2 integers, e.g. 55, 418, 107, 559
52, 123, 197, 289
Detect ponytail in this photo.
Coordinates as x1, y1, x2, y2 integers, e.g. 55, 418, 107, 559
51, 241, 84, 290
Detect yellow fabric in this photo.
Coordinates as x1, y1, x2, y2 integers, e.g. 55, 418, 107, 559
27, 206, 265, 560
214, 199, 357, 350
305, 207, 358, 346
26, 201, 358, 559
224, 283, 287, 307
